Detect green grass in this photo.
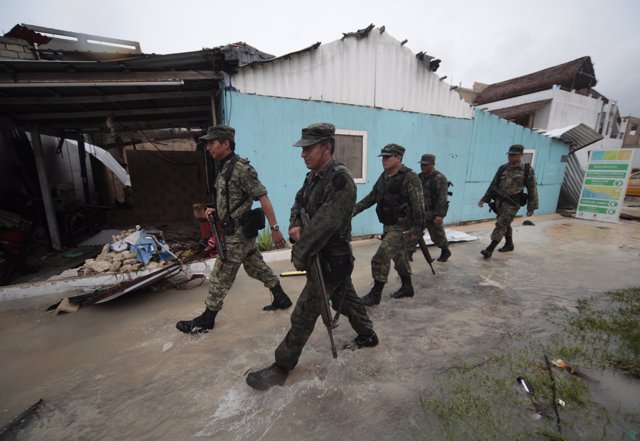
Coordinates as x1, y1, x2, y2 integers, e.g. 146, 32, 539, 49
417, 287, 640, 441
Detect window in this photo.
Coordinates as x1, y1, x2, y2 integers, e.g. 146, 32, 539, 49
523, 149, 536, 166
334, 129, 367, 184
630, 125, 638, 136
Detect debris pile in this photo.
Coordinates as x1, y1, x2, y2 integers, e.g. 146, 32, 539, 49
76, 227, 176, 276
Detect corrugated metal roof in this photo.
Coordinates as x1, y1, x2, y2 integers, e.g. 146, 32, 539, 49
541, 123, 603, 151
475, 57, 597, 105
230, 26, 472, 119
78, 229, 124, 246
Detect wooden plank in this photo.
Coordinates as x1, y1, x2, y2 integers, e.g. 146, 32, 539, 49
0, 89, 212, 105
16, 105, 211, 121
0, 70, 221, 83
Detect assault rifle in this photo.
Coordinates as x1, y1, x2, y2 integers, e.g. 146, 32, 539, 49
301, 208, 338, 359
207, 206, 226, 260
487, 186, 520, 213
417, 236, 436, 275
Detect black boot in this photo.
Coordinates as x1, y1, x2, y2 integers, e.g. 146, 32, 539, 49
481, 240, 499, 259
176, 308, 217, 334
391, 275, 414, 299
437, 246, 451, 262
263, 284, 293, 311
498, 236, 514, 252
361, 281, 385, 306
246, 363, 288, 390
343, 331, 379, 350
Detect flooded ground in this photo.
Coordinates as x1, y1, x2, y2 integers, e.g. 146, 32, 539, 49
0, 214, 639, 440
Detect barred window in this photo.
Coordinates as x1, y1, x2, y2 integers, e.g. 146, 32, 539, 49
334, 129, 367, 184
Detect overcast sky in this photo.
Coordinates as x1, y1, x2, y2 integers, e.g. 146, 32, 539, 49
2, 0, 640, 116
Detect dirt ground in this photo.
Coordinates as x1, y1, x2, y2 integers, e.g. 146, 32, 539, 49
0, 214, 639, 440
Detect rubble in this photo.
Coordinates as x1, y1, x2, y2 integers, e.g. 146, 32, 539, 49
75, 227, 175, 276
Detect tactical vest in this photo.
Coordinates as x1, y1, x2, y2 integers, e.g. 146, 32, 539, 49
302, 161, 352, 253
496, 162, 531, 206
374, 169, 410, 225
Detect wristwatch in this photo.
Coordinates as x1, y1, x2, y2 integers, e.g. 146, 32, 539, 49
270, 224, 280, 232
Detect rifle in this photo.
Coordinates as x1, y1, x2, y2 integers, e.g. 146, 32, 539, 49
301, 208, 338, 359
207, 208, 226, 260
417, 236, 436, 275
487, 186, 519, 213
489, 186, 519, 206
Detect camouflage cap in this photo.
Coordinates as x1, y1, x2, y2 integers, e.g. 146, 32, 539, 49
508, 144, 524, 154
419, 154, 436, 164
293, 123, 335, 147
378, 143, 406, 157
199, 125, 235, 142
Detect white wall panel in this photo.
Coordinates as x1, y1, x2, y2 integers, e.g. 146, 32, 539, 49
230, 29, 472, 119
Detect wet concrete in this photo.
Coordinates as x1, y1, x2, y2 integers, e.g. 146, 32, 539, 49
0, 214, 639, 440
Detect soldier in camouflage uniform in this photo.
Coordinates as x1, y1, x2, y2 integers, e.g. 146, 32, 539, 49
176, 125, 292, 334
418, 154, 451, 262
353, 144, 425, 305
246, 123, 378, 391
478, 144, 539, 258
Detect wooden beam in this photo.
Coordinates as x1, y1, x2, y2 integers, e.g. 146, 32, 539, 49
16, 105, 211, 121
0, 89, 213, 105
0, 70, 221, 83
43, 116, 209, 131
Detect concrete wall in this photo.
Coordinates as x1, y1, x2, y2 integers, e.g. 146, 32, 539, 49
110, 150, 209, 225
222, 92, 567, 237
547, 87, 603, 131
0, 37, 37, 60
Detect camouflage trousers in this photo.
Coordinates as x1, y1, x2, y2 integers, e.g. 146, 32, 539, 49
205, 236, 279, 311
275, 271, 374, 371
371, 227, 411, 283
490, 202, 520, 242
425, 219, 448, 249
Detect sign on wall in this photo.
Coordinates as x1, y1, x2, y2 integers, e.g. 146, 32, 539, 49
576, 149, 636, 223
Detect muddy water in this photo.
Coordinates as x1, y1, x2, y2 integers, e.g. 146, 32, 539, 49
1, 216, 639, 440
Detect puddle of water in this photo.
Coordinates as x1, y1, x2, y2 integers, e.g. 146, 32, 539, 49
593, 369, 640, 413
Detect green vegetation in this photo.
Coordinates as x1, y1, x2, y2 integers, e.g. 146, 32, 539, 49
419, 288, 640, 441
255, 228, 273, 252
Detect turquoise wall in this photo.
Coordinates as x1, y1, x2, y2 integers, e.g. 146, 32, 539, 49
222, 91, 567, 237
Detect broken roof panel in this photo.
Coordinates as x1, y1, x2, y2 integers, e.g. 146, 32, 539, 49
475, 56, 597, 105
541, 123, 603, 151
230, 25, 472, 119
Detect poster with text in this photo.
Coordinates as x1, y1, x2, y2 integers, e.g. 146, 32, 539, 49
576, 149, 635, 223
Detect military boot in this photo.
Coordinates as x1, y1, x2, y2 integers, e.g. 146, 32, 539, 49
246, 363, 289, 390
263, 284, 293, 311
391, 275, 414, 299
343, 331, 379, 350
437, 246, 451, 262
498, 236, 514, 252
176, 308, 217, 334
480, 240, 500, 259
361, 281, 385, 306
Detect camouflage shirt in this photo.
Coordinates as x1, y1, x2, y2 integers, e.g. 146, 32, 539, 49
481, 162, 539, 212
354, 165, 425, 234
289, 160, 356, 267
419, 169, 450, 219
215, 154, 267, 237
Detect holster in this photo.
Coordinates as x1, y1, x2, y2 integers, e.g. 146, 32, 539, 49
239, 208, 265, 239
